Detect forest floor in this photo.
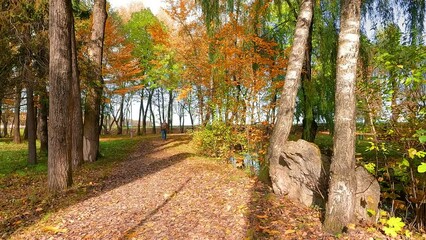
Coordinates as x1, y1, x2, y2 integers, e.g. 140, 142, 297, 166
5, 134, 391, 239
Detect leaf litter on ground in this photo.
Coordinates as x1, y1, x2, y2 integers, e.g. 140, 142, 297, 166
3, 134, 398, 239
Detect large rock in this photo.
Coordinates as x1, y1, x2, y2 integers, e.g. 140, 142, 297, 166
270, 139, 380, 223
270, 139, 329, 207
355, 166, 380, 223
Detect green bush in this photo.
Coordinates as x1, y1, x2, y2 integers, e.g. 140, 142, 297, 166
192, 120, 246, 158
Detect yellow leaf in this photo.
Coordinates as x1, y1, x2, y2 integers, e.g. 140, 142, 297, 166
42, 226, 68, 233
284, 229, 296, 234
408, 148, 417, 159
347, 223, 356, 230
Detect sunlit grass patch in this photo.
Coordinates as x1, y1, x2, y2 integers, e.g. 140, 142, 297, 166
0, 141, 42, 178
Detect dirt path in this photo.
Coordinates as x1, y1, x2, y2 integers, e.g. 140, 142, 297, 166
9, 134, 388, 240
10, 135, 254, 239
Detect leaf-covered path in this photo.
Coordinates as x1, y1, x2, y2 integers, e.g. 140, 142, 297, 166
9, 134, 386, 239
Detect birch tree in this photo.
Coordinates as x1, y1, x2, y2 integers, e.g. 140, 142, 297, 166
323, 0, 362, 233
267, 0, 314, 194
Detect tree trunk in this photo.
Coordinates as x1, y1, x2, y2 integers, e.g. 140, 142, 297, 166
99, 101, 106, 135
269, 90, 278, 124
83, 0, 107, 162
38, 88, 49, 153
161, 88, 165, 123
157, 90, 163, 124
2, 117, 7, 137
150, 95, 156, 134
196, 86, 205, 126
142, 89, 154, 135
13, 87, 22, 144
323, 0, 361, 234
0, 98, 2, 138
117, 94, 124, 135
27, 85, 37, 165
71, 18, 83, 169
137, 90, 144, 135
48, 0, 73, 191
23, 121, 28, 140
168, 90, 173, 133
188, 107, 194, 129
301, 18, 317, 142
267, 0, 314, 194
1, 100, 7, 137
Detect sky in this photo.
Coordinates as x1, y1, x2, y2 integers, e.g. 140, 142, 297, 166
108, 0, 164, 14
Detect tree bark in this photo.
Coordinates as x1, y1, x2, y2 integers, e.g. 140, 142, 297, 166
137, 90, 144, 135
267, 0, 314, 194
187, 105, 194, 129
48, 0, 73, 191
71, 17, 84, 169
150, 95, 156, 134
83, 0, 107, 162
301, 18, 317, 142
2, 116, 7, 137
38, 87, 49, 153
161, 88, 165, 123
323, 0, 361, 234
157, 90, 162, 124
1, 99, 7, 137
27, 85, 37, 165
23, 121, 28, 140
0, 99, 2, 138
196, 86, 205, 126
117, 94, 124, 135
142, 89, 154, 135
13, 86, 22, 144
168, 90, 173, 133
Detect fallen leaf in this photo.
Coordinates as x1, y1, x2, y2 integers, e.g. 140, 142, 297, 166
42, 226, 68, 233
347, 223, 356, 230
256, 214, 268, 219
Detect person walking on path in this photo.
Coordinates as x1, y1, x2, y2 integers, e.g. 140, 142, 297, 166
161, 121, 168, 140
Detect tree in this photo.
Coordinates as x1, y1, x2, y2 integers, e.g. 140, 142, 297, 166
48, 0, 73, 191
13, 86, 21, 144
103, 14, 142, 135
323, 0, 362, 233
71, 16, 83, 169
83, 0, 107, 162
267, 0, 314, 194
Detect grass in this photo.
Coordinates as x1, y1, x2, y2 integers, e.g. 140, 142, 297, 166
0, 135, 144, 179
0, 140, 46, 179
0, 134, 148, 237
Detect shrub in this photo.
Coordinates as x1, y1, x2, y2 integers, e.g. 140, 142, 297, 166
192, 120, 245, 158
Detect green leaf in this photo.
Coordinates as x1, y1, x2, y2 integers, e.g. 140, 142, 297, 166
364, 163, 376, 174
419, 136, 426, 144
418, 163, 426, 173
416, 151, 426, 158
401, 158, 409, 167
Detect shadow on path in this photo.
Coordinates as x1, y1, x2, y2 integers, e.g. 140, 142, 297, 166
4, 135, 191, 238
120, 177, 192, 239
